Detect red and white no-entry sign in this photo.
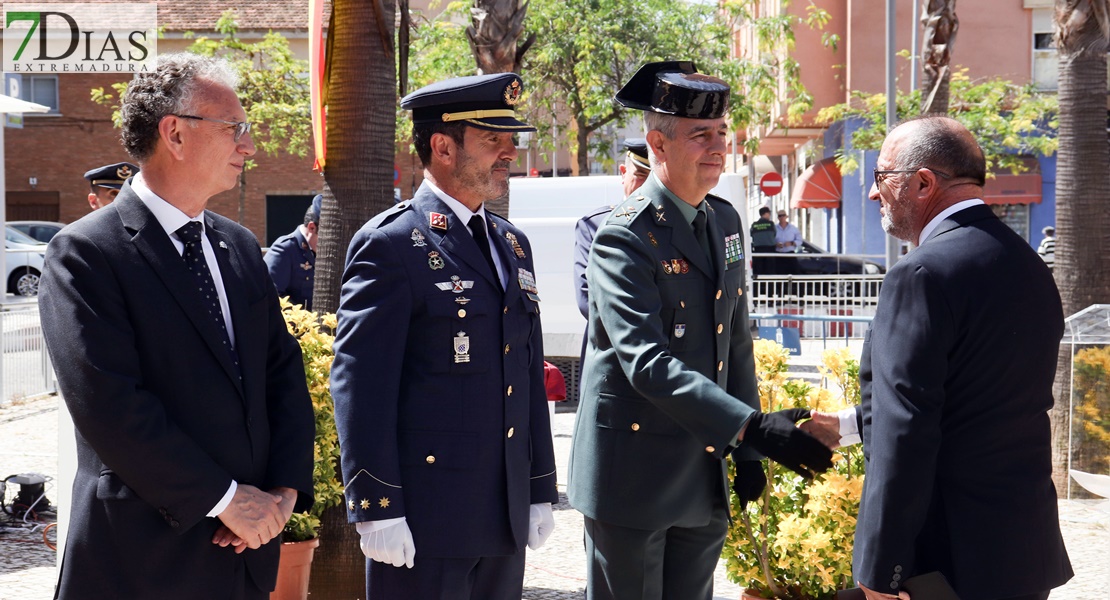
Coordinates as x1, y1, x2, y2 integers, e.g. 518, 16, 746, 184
759, 172, 784, 197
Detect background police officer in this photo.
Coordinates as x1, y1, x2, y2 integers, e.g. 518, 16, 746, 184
749, 205, 777, 276
330, 72, 558, 600
83, 162, 139, 210
567, 61, 832, 600
264, 194, 319, 310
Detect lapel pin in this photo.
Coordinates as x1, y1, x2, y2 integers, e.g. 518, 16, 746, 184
218, 241, 228, 249
430, 212, 448, 231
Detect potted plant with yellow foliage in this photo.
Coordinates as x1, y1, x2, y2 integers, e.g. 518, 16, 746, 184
724, 340, 865, 599
271, 300, 345, 600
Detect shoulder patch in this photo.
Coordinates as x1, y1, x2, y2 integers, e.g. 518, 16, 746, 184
606, 195, 654, 227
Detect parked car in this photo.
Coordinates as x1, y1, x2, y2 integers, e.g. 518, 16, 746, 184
9, 220, 65, 244
793, 241, 885, 275
5, 226, 47, 296
758, 241, 885, 299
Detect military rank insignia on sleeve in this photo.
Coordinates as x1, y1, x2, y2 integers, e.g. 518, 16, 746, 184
724, 233, 743, 266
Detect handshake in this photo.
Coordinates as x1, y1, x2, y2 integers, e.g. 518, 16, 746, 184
732, 409, 836, 508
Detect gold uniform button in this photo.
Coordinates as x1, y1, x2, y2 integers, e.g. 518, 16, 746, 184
631, 423, 640, 432
738, 288, 743, 296
680, 300, 686, 308
425, 455, 436, 464
458, 309, 467, 318
507, 427, 515, 438
705, 445, 715, 453
503, 306, 509, 314
717, 361, 724, 371
507, 385, 513, 396
716, 289, 722, 300
504, 344, 511, 354
717, 324, 723, 334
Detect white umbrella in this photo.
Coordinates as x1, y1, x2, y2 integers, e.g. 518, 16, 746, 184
0, 93, 50, 114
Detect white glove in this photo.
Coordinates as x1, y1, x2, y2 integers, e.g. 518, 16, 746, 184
527, 502, 555, 550
356, 517, 415, 568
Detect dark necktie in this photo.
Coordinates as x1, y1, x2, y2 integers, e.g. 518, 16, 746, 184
468, 214, 502, 288
692, 210, 711, 262
176, 221, 240, 376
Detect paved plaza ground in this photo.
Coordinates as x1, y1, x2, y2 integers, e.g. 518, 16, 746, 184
1, 394, 1107, 599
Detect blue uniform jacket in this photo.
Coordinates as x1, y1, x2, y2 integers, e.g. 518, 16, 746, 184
330, 182, 559, 558
263, 228, 315, 310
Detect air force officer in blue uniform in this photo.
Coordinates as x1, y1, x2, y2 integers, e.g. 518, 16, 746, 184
263, 195, 319, 310
330, 73, 558, 600
567, 62, 833, 600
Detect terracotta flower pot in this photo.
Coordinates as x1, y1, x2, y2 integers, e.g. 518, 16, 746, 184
270, 537, 320, 600
741, 589, 767, 600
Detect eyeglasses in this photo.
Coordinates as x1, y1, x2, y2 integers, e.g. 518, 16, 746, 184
175, 115, 252, 143
873, 167, 952, 186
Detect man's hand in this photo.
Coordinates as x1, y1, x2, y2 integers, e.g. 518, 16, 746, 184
742, 409, 834, 478
212, 525, 248, 554
272, 486, 298, 524
527, 503, 555, 550
860, 582, 910, 600
800, 411, 842, 449
216, 484, 285, 550
732, 461, 766, 511
212, 487, 299, 553
358, 518, 416, 568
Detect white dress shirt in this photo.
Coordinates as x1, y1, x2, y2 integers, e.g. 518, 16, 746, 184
130, 173, 238, 517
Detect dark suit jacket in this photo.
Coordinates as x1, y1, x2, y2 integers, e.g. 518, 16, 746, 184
264, 227, 316, 310
567, 176, 760, 531
40, 185, 315, 600
330, 182, 558, 559
855, 204, 1072, 599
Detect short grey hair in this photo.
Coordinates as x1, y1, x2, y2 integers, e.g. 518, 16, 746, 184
643, 112, 681, 167
120, 53, 240, 162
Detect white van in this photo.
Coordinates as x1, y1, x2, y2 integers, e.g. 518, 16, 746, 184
507, 173, 748, 370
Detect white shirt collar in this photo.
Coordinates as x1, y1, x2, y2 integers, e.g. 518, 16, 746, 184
918, 198, 985, 245
130, 172, 204, 238
423, 179, 489, 229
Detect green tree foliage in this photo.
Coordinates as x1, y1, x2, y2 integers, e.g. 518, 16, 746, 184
183, 12, 312, 160
817, 68, 1058, 176
402, 0, 834, 174
91, 11, 312, 161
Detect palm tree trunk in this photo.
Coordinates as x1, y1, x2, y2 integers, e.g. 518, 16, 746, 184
312, 0, 398, 316
919, 0, 958, 114
467, 0, 535, 74
308, 1, 396, 594
1049, 0, 1110, 495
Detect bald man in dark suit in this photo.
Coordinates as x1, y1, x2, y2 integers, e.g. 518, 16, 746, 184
849, 116, 1072, 600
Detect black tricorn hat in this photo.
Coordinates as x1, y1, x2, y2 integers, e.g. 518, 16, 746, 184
615, 61, 729, 120
401, 72, 535, 132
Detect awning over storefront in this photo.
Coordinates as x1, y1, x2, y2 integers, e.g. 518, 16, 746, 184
982, 173, 1042, 205
791, 157, 841, 209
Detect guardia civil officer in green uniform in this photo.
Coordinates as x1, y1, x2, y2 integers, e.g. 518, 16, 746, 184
749, 205, 777, 276
331, 72, 558, 600
567, 61, 833, 600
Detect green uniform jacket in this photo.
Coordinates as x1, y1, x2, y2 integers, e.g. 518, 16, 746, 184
567, 175, 760, 530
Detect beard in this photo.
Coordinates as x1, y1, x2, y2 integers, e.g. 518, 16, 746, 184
456, 148, 510, 202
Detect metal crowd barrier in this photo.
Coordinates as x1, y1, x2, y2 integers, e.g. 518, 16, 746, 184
0, 301, 55, 405
749, 275, 883, 339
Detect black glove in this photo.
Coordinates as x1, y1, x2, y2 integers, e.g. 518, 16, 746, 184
743, 408, 834, 479
732, 460, 766, 510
